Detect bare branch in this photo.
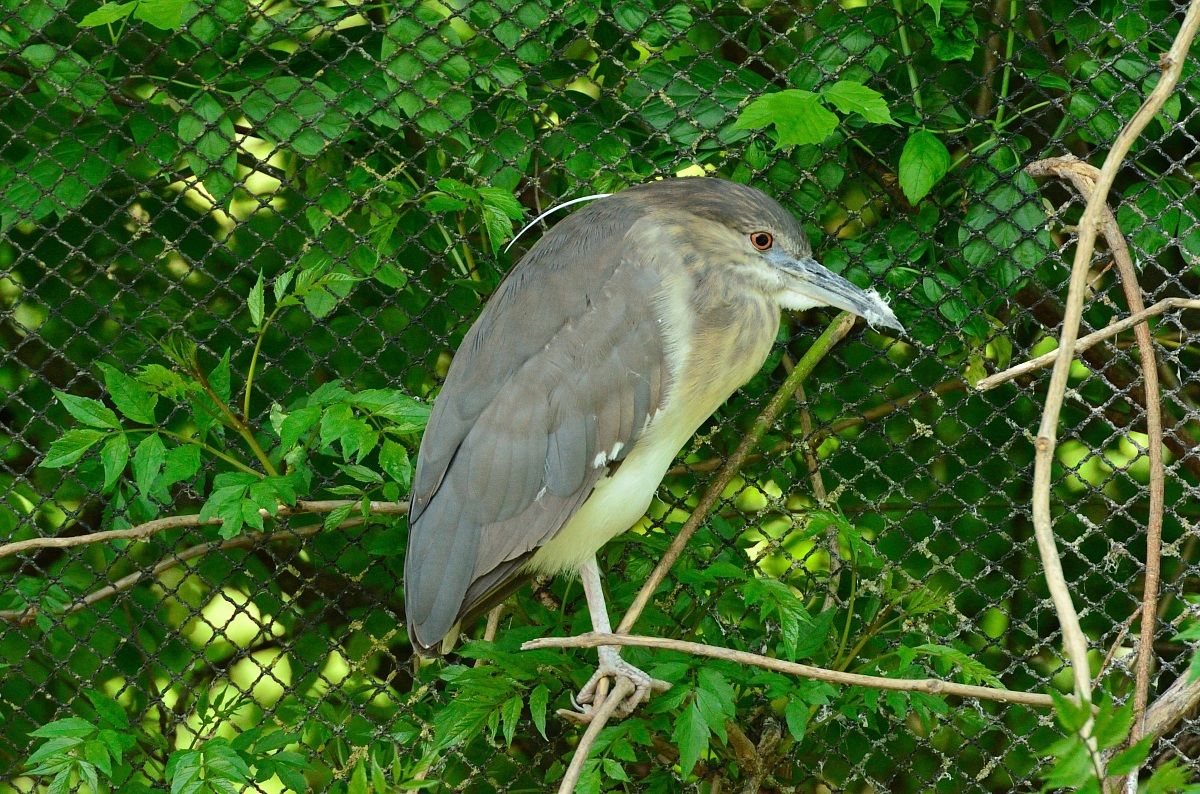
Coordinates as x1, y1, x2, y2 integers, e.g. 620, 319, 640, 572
556, 677, 635, 794
1142, 670, 1200, 746
0, 500, 409, 559
1020, 155, 1178, 739
523, 633, 1055, 709
0, 518, 373, 625
978, 298, 1200, 391
1022, 0, 1200, 766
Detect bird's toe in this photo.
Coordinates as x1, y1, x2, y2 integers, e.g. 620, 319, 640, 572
573, 651, 671, 718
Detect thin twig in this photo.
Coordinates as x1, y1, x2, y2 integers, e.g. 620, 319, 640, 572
977, 297, 1200, 390
1094, 610, 1138, 688
0, 518, 373, 625
615, 313, 857, 635
665, 379, 965, 478
557, 677, 635, 794
1023, 0, 1200, 769
0, 500, 409, 559
522, 633, 1055, 709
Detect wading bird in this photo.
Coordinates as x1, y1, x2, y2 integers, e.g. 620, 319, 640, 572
405, 178, 902, 715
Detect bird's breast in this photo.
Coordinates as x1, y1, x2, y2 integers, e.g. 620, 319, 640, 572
526, 278, 780, 575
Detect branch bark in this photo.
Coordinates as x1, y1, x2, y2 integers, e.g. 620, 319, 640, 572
1022, 0, 1200, 771
1022, 157, 1166, 738
523, 633, 1055, 709
0, 517, 376, 625
0, 500, 409, 559
977, 297, 1200, 390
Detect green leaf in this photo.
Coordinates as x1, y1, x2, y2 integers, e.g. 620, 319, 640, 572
161, 444, 202, 488
100, 434, 130, 492
43, 429, 107, 468
79, 2, 135, 26
379, 440, 412, 489
528, 684, 549, 739
54, 391, 120, 429
99, 363, 158, 424
784, 698, 810, 741
30, 717, 96, 739
735, 90, 839, 147
273, 269, 294, 304
672, 701, 709, 778
1108, 735, 1153, 776
199, 484, 249, 538
898, 130, 951, 203
922, 0, 943, 25
210, 349, 232, 405
133, 0, 187, 29
822, 81, 895, 125
279, 406, 322, 450
249, 271, 265, 328
323, 503, 355, 530
1145, 760, 1190, 793
132, 433, 167, 496
85, 690, 130, 731
499, 694, 521, 745
1092, 700, 1133, 750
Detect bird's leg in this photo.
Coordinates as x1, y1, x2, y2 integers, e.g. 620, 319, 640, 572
574, 556, 670, 718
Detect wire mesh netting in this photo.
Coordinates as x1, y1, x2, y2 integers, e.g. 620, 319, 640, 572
2, 0, 1200, 790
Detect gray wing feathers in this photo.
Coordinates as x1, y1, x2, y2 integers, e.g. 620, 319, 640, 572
405, 202, 668, 653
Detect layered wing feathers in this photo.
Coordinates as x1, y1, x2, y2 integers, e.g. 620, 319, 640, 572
404, 202, 668, 654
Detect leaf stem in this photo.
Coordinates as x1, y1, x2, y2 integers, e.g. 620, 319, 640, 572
991, 0, 1019, 131
243, 304, 283, 422
456, 212, 480, 281
891, 0, 924, 113
195, 369, 279, 476
127, 428, 264, 478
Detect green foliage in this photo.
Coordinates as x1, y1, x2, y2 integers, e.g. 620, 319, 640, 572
4, 0, 1200, 790
1040, 692, 1198, 793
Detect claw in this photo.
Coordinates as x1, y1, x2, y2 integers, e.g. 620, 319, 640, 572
572, 646, 671, 719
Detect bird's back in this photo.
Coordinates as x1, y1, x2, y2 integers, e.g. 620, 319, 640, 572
404, 191, 672, 654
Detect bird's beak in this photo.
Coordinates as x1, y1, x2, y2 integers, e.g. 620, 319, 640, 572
767, 251, 905, 333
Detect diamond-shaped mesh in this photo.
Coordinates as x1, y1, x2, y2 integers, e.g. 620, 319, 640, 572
2, 0, 1199, 790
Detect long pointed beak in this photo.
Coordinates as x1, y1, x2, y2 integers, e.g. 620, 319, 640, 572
768, 252, 904, 333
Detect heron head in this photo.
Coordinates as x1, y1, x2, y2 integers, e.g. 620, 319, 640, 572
652, 179, 904, 333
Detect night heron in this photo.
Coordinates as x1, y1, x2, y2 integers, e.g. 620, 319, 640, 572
405, 177, 901, 713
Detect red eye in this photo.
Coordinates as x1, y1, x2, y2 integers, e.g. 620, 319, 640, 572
750, 231, 773, 250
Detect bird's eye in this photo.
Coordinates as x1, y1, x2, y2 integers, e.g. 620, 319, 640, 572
750, 231, 773, 251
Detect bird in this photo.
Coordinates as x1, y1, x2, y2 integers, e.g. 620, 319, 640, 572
404, 177, 902, 715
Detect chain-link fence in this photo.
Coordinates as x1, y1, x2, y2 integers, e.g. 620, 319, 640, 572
2, 0, 1199, 790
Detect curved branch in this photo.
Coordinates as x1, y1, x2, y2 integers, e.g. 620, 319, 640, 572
555, 677, 636, 794
1021, 0, 1200, 767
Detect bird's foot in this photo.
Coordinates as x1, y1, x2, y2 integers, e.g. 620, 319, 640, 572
568, 646, 671, 721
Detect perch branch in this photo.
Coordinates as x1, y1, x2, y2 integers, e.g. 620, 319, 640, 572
615, 312, 857, 635
0, 517, 374, 625
977, 297, 1200, 390
523, 633, 1055, 709
0, 500, 409, 559
556, 677, 636, 794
